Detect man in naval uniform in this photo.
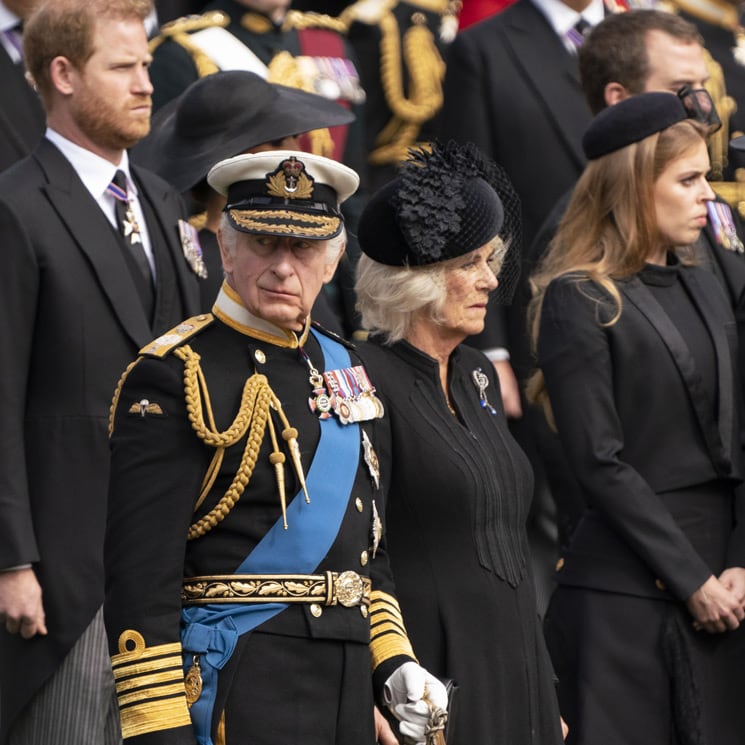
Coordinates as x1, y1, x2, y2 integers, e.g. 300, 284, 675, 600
146, 0, 369, 337
103, 150, 448, 745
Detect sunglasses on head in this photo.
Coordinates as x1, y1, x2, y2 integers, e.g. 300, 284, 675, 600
677, 85, 722, 134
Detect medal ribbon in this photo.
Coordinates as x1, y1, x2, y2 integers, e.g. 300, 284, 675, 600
182, 329, 360, 744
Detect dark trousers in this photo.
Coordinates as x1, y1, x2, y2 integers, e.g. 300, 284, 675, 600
214, 631, 375, 744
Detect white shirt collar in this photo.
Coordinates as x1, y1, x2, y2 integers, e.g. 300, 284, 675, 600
531, 0, 605, 37
212, 281, 311, 348
45, 128, 137, 199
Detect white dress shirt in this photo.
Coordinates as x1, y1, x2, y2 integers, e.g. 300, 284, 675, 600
46, 128, 156, 277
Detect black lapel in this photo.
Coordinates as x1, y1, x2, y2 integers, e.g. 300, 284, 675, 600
498, 1, 589, 170
34, 139, 153, 348
620, 275, 731, 473
133, 164, 201, 320
679, 269, 735, 468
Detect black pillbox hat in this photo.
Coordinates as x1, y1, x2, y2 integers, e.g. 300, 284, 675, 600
582, 92, 688, 160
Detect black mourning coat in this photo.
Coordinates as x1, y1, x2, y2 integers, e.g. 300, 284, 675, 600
0, 138, 201, 741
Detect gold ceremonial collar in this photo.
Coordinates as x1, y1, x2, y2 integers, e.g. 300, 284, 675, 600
212, 281, 311, 348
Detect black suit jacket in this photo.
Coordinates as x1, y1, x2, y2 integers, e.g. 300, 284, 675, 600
0, 45, 45, 173
537, 268, 745, 603
0, 138, 201, 740
438, 0, 591, 348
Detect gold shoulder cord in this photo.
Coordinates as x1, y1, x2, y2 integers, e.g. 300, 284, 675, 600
283, 10, 349, 33
266, 52, 335, 157
174, 345, 308, 539
702, 49, 745, 216
148, 11, 230, 77
371, 12, 445, 166
703, 49, 736, 181
109, 357, 143, 437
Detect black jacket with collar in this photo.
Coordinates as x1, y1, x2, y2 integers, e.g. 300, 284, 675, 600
537, 265, 745, 602
0, 137, 201, 741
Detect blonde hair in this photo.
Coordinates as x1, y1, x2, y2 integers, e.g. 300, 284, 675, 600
356, 236, 506, 344
526, 119, 707, 418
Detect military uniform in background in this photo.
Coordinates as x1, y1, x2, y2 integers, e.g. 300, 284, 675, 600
147, 0, 370, 337
104, 289, 418, 744
666, 0, 745, 196
341, 0, 459, 191
148, 0, 365, 171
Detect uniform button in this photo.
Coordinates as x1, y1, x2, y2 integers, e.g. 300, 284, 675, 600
655, 579, 666, 591
360, 606, 368, 618
310, 604, 323, 617
360, 550, 369, 566
254, 349, 266, 364
355, 498, 364, 513
555, 557, 565, 571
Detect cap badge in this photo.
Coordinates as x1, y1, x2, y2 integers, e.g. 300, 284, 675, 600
266, 156, 314, 199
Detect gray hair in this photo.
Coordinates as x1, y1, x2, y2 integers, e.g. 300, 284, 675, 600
355, 235, 507, 344
355, 255, 447, 344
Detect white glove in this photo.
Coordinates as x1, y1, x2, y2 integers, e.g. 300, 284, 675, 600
383, 662, 448, 744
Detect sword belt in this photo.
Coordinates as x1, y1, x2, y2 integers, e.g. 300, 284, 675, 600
182, 570, 371, 608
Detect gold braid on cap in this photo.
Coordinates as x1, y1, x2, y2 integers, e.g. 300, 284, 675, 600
173, 345, 307, 539
370, 11, 445, 166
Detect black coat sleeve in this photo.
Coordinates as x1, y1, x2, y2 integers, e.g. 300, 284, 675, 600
104, 355, 205, 744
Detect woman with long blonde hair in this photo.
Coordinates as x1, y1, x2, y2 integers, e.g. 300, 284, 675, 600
528, 92, 745, 745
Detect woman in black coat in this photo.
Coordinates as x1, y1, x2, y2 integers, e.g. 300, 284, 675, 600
528, 92, 745, 745
354, 141, 565, 745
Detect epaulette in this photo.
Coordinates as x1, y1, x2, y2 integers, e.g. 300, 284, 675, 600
283, 10, 348, 34
311, 319, 356, 349
149, 10, 230, 53
156, 10, 230, 39
139, 314, 214, 358
339, 0, 398, 28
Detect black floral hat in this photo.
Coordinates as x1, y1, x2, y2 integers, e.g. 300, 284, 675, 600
357, 141, 522, 302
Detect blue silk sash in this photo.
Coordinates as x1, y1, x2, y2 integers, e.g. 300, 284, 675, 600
182, 330, 360, 744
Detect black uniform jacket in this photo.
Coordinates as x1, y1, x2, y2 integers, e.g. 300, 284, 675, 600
0, 138, 201, 742
537, 267, 745, 603
437, 0, 592, 350
104, 298, 413, 743
345, 0, 453, 191
148, 0, 367, 177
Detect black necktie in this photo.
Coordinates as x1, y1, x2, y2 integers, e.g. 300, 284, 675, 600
108, 169, 154, 316
566, 18, 590, 52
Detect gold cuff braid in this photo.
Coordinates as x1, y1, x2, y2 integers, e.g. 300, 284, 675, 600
111, 630, 191, 739
369, 590, 417, 668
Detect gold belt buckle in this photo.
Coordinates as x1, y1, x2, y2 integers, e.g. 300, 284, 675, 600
333, 570, 365, 607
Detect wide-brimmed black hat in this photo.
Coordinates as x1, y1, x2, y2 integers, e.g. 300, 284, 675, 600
131, 70, 355, 193
208, 150, 359, 240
